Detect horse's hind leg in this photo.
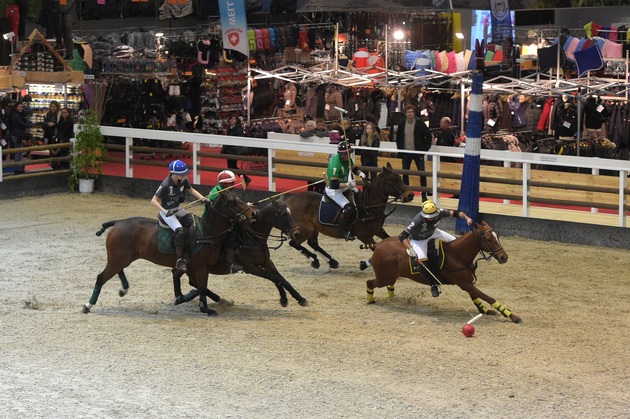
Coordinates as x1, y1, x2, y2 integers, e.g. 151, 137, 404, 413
290, 239, 320, 269
306, 235, 339, 269
366, 278, 397, 304
463, 284, 522, 324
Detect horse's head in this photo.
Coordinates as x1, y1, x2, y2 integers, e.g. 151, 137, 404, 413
476, 221, 508, 264
209, 191, 256, 226
270, 197, 301, 242
373, 162, 415, 203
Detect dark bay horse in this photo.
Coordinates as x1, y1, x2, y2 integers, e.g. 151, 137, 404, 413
366, 221, 521, 323
173, 197, 309, 308
284, 163, 415, 269
84, 192, 257, 316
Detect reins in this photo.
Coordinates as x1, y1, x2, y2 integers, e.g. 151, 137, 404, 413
356, 179, 404, 223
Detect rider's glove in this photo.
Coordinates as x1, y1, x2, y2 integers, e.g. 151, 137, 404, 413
358, 171, 366, 179
347, 179, 356, 189
406, 248, 418, 258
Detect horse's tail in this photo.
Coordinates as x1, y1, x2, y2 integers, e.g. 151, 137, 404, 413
96, 221, 117, 236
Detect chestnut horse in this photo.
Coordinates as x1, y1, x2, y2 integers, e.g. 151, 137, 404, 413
84, 192, 260, 316
284, 163, 414, 269
366, 221, 521, 323
172, 197, 309, 308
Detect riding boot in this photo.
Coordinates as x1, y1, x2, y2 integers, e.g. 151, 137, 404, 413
339, 204, 356, 241
174, 228, 188, 272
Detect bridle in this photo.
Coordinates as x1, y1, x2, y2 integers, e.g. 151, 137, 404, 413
357, 174, 409, 221
473, 224, 505, 262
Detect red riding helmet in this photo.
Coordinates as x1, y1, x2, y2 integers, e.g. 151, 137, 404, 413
217, 170, 237, 184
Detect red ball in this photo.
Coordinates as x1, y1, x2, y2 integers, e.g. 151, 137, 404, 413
462, 324, 475, 337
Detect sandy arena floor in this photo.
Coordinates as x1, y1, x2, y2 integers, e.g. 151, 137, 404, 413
0, 193, 628, 418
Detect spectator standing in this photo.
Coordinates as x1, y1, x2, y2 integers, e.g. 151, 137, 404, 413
358, 121, 380, 181
52, 107, 74, 169
221, 115, 247, 170
9, 101, 29, 174
396, 104, 432, 201
42, 100, 60, 145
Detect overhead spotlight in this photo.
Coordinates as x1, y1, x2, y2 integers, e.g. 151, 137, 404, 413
393, 29, 405, 41
3, 31, 14, 41
155, 32, 164, 38
455, 32, 465, 40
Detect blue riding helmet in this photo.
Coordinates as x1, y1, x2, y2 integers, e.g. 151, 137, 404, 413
169, 159, 190, 175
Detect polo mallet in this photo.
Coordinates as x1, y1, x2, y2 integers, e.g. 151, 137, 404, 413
181, 174, 249, 210
253, 179, 325, 205
334, 107, 354, 184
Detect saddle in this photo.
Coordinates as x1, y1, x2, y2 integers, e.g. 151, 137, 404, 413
157, 215, 204, 255
317, 193, 357, 226
408, 238, 445, 282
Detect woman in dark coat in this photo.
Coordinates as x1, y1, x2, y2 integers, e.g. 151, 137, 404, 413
221, 116, 247, 170
52, 107, 74, 169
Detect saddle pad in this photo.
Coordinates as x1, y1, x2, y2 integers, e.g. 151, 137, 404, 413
408, 239, 445, 276
157, 216, 204, 255
317, 196, 341, 226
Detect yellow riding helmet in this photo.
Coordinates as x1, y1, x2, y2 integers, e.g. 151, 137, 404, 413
420, 200, 439, 219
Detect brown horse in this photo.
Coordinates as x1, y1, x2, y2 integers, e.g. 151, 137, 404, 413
173, 197, 309, 308
366, 221, 521, 323
284, 163, 414, 269
84, 191, 257, 316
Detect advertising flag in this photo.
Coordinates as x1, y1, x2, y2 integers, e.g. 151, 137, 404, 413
218, 0, 249, 57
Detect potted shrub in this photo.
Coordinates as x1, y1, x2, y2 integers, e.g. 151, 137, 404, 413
68, 109, 106, 193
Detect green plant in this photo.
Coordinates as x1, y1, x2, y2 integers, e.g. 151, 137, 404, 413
68, 109, 106, 192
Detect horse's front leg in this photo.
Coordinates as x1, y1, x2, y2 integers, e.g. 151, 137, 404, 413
374, 227, 389, 240
262, 260, 308, 307
172, 267, 184, 301
461, 283, 522, 324
243, 264, 289, 307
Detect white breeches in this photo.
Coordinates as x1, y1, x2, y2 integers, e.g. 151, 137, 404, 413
161, 210, 183, 231
325, 187, 350, 208
410, 229, 456, 260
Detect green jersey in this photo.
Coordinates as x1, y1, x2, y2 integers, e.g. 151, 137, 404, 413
327, 154, 354, 184
202, 184, 225, 216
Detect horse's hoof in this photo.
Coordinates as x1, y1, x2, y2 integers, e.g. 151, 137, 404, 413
206, 309, 218, 317
118, 288, 128, 297
511, 315, 522, 324
174, 296, 184, 305
329, 260, 339, 269
310, 260, 320, 269
280, 299, 289, 308
359, 261, 369, 271
367, 300, 376, 305
82, 304, 91, 314
298, 299, 309, 307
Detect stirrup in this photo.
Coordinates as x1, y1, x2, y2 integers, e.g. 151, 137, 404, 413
176, 258, 187, 272
430, 284, 441, 298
